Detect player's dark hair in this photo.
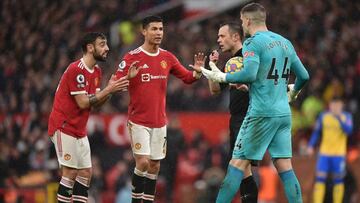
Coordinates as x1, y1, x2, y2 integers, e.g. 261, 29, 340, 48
81, 32, 106, 53
220, 22, 243, 40
241, 3, 266, 14
240, 3, 266, 23
142, 15, 163, 29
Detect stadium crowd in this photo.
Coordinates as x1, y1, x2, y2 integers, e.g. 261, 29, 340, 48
0, 0, 359, 202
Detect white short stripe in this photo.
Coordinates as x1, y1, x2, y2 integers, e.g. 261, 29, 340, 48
142, 196, 155, 201
132, 192, 143, 199
57, 194, 71, 200
72, 198, 87, 203
60, 181, 73, 189
73, 195, 88, 202
75, 179, 89, 187
57, 195, 71, 202
145, 173, 157, 180
143, 194, 155, 198
70, 90, 87, 95
134, 168, 147, 177
60, 177, 75, 188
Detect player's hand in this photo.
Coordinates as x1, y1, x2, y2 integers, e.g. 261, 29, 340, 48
235, 84, 249, 92
127, 61, 142, 79
209, 50, 219, 64
306, 147, 314, 156
201, 67, 226, 83
209, 61, 222, 73
189, 52, 207, 73
287, 84, 301, 103
108, 74, 129, 92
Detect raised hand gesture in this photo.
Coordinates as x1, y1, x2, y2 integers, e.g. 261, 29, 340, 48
189, 52, 207, 72
127, 61, 142, 79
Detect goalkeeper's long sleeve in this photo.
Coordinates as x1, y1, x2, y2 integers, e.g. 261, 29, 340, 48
291, 56, 310, 91
225, 60, 259, 83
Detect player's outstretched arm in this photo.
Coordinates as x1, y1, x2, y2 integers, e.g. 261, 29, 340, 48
189, 52, 206, 79
202, 60, 258, 83
74, 75, 130, 109
88, 61, 142, 108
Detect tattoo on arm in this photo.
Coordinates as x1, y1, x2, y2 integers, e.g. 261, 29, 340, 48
88, 94, 98, 106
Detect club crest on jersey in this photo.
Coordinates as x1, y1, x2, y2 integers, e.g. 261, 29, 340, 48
76, 74, 85, 84
118, 61, 126, 71
160, 60, 167, 69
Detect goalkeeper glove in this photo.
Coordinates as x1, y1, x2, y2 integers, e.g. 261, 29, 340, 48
287, 84, 301, 103
201, 62, 226, 83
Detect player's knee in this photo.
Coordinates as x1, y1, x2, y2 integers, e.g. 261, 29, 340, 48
333, 174, 344, 184
243, 165, 252, 177
229, 158, 248, 170
77, 168, 92, 180
136, 157, 150, 171
273, 158, 292, 172
148, 160, 161, 173
62, 166, 78, 180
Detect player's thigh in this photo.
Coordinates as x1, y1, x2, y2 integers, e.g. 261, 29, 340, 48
77, 136, 92, 169
128, 121, 151, 156
233, 117, 276, 161
316, 155, 330, 174
229, 116, 242, 150
329, 156, 346, 175
268, 116, 292, 159
150, 125, 167, 160
50, 130, 80, 169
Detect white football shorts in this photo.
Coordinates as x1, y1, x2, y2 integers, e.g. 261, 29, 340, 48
128, 121, 167, 160
51, 130, 92, 169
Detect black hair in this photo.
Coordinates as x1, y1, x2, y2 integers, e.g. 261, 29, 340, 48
81, 32, 106, 53
142, 15, 163, 29
220, 22, 243, 39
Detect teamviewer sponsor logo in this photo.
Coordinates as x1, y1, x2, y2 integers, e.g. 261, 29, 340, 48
141, 74, 167, 82
142, 73, 150, 82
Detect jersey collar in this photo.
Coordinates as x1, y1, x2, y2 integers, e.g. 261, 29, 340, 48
80, 58, 95, 73
140, 46, 160, 56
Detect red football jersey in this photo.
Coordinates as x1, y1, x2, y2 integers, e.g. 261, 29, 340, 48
116, 47, 197, 128
48, 58, 102, 137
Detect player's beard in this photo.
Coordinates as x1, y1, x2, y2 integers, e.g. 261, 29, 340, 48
93, 49, 107, 62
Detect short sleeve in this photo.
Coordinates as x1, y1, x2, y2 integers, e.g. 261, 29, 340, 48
66, 65, 87, 95
115, 54, 132, 79
96, 67, 102, 92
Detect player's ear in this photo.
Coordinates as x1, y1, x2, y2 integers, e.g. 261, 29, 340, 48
141, 28, 147, 37
233, 33, 240, 41
86, 44, 94, 53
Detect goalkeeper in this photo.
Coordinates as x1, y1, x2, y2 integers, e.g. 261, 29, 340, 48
201, 3, 309, 203
207, 22, 258, 202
